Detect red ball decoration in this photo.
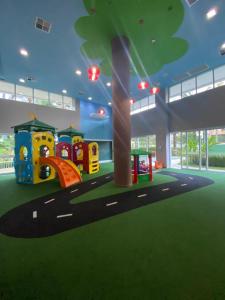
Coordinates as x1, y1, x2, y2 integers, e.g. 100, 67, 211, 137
138, 81, 149, 90
88, 65, 100, 81
150, 87, 160, 95
98, 108, 105, 116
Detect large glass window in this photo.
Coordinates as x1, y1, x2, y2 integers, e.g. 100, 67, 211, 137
131, 135, 156, 162
63, 96, 75, 110
208, 129, 225, 171
214, 65, 225, 88
130, 96, 155, 115
170, 128, 225, 172
169, 84, 181, 102
187, 131, 199, 169
181, 132, 187, 168
34, 89, 49, 106
0, 81, 15, 100
16, 85, 33, 103
182, 78, 196, 98
0, 134, 14, 173
196, 70, 213, 94
49, 93, 63, 108
169, 64, 225, 102
170, 133, 181, 168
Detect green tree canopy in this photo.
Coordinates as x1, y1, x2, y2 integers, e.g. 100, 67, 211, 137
75, 0, 188, 77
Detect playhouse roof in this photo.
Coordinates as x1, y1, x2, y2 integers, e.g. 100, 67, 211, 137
131, 149, 151, 156
12, 119, 56, 134
57, 127, 84, 138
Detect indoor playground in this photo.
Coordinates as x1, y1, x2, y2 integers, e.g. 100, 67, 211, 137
1, 1, 225, 299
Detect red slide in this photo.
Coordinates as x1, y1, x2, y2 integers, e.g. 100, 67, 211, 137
40, 156, 82, 188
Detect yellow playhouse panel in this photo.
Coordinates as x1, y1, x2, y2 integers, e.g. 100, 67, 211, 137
32, 132, 56, 184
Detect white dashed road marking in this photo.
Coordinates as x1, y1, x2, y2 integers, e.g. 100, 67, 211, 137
105, 176, 111, 179
70, 189, 79, 194
33, 211, 37, 219
91, 181, 97, 185
162, 188, 170, 192
137, 194, 147, 198
57, 214, 73, 219
188, 177, 194, 180
181, 183, 188, 187
44, 198, 55, 204
106, 202, 118, 207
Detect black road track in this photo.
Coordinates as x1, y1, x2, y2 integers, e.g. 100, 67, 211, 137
0, 171, 214, 238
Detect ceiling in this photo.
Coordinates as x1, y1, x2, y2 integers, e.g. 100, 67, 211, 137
0, 0, 225, 105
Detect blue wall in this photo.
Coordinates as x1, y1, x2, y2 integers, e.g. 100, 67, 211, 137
80, 101, 112, 140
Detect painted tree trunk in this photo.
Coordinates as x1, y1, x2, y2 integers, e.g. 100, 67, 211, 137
111, 36, 132, 187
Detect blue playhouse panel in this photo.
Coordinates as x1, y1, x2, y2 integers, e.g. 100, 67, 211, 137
14, 132, 33, 184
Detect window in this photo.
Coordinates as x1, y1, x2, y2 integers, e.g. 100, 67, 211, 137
182, 78, 196, 98
49, 93, 63, 108
16, 85, 33, 103
130, 96, 155, 115
0, 81, 15, 100
170, 133, 181, 168
170, 129, 225, 172
131, 135, 156, 162
197, 70, 213, 94
63, 96, 75, 110
214, 65, 225, 88
130, 101, 141, 115
0, 134, 14, 172
34, 89, 49, 106
169, 84, 181, 102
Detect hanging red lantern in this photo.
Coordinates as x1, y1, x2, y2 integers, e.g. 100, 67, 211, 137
88, 65, 100, 81
98, 107, 105, 116
130, 98, 135, 105
138, 81, 149, 90
150, 87, 160, 95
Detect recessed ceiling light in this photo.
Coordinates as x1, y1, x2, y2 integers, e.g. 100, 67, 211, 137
19, 78, 25, 83
62, 89, 67, 94
20, 48, 29, 57
220, 42, 225, 55
75, 69, 82, 76
221, 43, 225, 50
88, 97, 92, 100
108, 102, 112, 105
206, 8, 218, 20
106, 82, 111, 87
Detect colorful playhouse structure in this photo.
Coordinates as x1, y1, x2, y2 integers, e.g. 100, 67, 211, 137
131, 150, 153, 184
56, 126, 100, 174
13, 119, 82, 188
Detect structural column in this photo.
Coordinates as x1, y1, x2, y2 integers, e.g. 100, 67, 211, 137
112, 36, 131, 187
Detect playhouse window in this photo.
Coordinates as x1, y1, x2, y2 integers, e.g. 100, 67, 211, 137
19, 146, 28, 161
40, 145, 50, 158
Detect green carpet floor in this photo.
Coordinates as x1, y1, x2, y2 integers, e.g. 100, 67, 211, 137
1, 164, 225, 299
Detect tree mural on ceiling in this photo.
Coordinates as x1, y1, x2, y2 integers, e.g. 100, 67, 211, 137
75, 0, 188, 77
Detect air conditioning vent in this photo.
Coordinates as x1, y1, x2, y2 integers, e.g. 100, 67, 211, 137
26, 76, 36, 82
185, 0, 199, 7
35, 17, 52, 33
187, 64, 209, 76
173, 73, 190, 82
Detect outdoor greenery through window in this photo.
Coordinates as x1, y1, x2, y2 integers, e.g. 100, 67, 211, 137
131, 135, 156, 162
170, 129, 225, 171
0, 80, 76, 111
0, 134, 14, 172
169, 64, 225, 102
